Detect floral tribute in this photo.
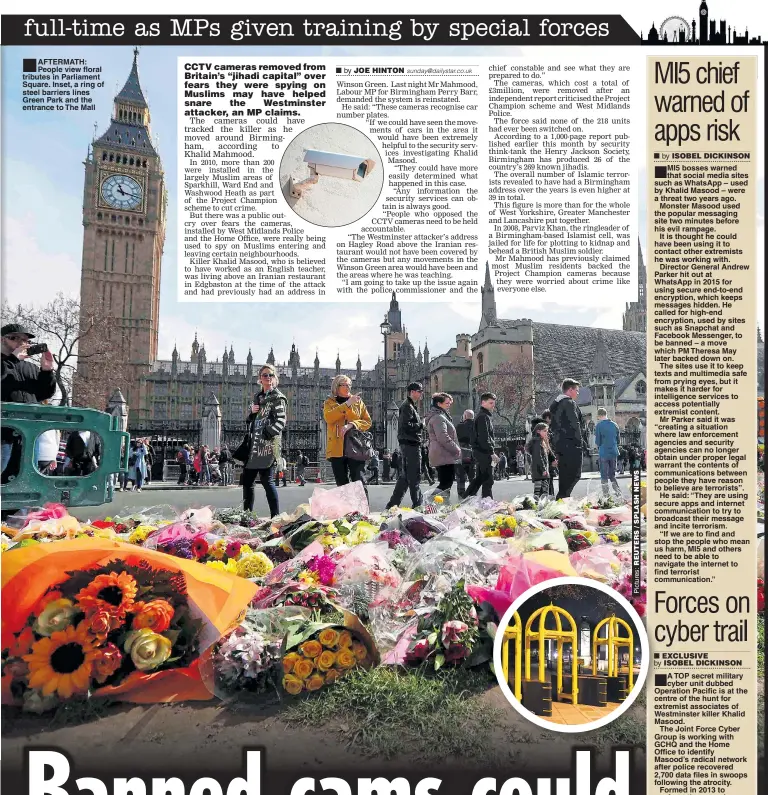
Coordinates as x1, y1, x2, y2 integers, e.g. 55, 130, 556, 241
2, 560, 202, 712
404, 580, 495, 671
281, 619, 376, 695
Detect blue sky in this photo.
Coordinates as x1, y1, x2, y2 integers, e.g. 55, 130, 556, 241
0, 43, 678, 370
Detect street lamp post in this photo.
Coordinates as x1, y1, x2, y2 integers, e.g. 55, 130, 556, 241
380, 315, 391, 450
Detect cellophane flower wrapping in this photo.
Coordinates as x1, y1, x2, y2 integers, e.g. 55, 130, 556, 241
1, 539, 257, 711
569, 545, 622, 582
280, 606, 380, 695
309, 480, 369, 521
208, 606, 310, 701
396, 580, 494, 670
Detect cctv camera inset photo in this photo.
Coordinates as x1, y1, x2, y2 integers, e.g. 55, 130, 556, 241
493, 579, 648, 732
280, 122, 383, 227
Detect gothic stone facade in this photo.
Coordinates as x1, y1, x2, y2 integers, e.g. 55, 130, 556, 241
430, 262, 648, 436
142, 294, 431, 453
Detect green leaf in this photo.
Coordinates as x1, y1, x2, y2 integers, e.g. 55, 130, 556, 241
434, 653, 445, 671
427, 632, 438, 646
164, 629, 181, 646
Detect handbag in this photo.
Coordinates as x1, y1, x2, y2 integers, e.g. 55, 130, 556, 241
343, 427, 373, 462
232, 431, 252, 464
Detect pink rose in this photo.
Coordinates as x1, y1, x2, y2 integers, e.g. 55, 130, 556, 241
441, 620, 469, 646
405, 638, 431, 663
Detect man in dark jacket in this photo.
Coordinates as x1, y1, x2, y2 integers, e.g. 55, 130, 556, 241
464, 393, 496, 499
2, 323, 56, 483
549, 378, 588, 498
385, 382, 424, 509
454, 409, 475, 498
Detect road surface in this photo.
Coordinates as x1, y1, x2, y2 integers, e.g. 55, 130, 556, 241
69, 472, 632, 522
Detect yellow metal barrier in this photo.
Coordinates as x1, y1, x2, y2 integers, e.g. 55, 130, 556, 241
524, 604, 578, 705
592, 615, 634, 692
500, 611, 523, 701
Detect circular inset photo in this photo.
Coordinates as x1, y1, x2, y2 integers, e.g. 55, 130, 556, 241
279, 122, 384, 227
493, 578, 648, 732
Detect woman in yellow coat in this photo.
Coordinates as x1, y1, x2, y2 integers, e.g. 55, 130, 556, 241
323, 374, 372, 492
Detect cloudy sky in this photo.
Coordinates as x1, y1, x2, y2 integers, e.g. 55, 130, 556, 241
1, 24, 762, 368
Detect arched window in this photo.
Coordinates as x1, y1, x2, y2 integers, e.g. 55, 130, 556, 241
635, 379, 646, 395
433, 376, 439, 392
477, 353, 484, 374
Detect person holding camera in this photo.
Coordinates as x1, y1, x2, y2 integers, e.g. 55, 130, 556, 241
1, 324, 56, 481
323, 374, 372, 491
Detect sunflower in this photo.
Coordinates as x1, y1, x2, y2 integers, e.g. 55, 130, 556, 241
75, 571, 138, 620
24, 624, 100, 699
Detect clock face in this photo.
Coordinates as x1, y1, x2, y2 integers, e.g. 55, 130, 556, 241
101, 173, 143, 210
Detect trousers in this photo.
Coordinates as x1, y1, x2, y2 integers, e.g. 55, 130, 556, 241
386, 444, 422, 508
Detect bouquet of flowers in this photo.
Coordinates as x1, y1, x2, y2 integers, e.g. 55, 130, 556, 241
214, 628, 282, 694
482, 515, 518, 539
2, 559, 203, 712
2, 539, 258, 712
281, 611, 379, 695
260, 584, 340, 612
612, 571, 648, 617
403, 580, 481, 670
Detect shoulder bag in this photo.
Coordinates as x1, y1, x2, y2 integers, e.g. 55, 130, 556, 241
344, 427, 374, 462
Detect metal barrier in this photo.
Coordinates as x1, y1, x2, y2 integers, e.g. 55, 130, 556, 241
1, 402, 129, 511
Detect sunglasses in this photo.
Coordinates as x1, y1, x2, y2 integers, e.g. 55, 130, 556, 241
260, 373, 276, 379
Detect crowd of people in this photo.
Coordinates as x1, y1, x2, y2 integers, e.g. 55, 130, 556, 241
3, 320, 644, 517
175, 443, 236, 487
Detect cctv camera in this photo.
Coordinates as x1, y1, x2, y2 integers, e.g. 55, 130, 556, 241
289, 149, 377, 199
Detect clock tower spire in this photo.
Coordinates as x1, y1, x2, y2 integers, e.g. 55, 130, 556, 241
76, 49, 166, 420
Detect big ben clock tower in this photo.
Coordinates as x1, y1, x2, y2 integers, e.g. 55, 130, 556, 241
77, 49, 166, 420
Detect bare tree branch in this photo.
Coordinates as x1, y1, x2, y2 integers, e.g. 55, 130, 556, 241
1, 293, 130, 408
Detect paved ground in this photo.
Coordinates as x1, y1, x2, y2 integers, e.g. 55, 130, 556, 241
70, 472, 633, 522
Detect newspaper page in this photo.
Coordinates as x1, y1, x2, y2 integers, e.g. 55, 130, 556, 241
0, 3, 764, 795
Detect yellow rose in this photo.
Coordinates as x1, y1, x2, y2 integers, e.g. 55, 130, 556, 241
351, 641, 367, 662
294, 658, 314, 679
300, 640, 323, 658
317, 650, 336, 671
209, 545, 226, 560
205, 560, 227, 572
318, 628, 339, 648
123, 628, 172, 672
337, 649, 357, 669
433, 495, 444, 504
283, 652, 301, 674
306, 673, 325, 692
33, 599, 77, 637
337, 630, 353, 649
283, 674, 304, 695
324, 668, 341, 685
